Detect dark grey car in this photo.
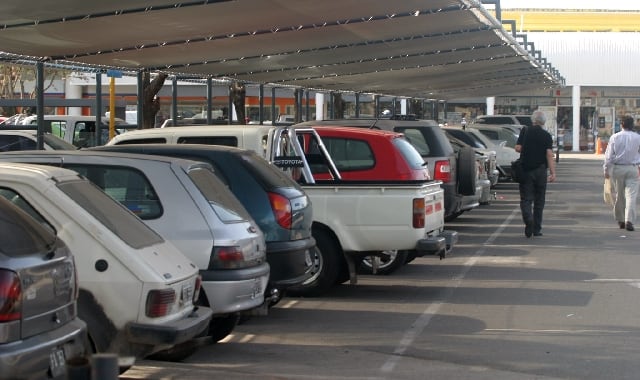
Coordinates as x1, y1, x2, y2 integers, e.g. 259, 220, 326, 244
0, 196, 87, 379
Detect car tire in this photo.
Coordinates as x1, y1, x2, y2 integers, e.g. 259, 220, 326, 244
358, 250, 408, 275
146, 340, 198, 362
208, 313, 241, 343
457, 146, 477, 196
287, 228, 340, 297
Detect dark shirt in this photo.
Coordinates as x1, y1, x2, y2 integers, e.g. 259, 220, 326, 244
517, 125, 552, 171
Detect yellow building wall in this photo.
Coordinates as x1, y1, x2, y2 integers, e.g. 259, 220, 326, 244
498, 11, 640, 32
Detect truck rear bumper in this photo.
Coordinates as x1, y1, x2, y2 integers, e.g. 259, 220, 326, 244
414, 229, 458, 259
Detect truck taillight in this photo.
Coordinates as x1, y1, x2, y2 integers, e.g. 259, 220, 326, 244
413, 198, 425, 228
145, 289, 176, 318
0, 270, 21, 322
209, 246, 247, 269
435, 201, 443, 212
433, 160, 451, 183
268, 192, 292, 229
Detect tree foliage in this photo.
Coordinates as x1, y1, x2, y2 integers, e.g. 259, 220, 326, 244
0, 64, 64, 115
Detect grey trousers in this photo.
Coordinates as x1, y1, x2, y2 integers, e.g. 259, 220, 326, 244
611, 165, 639, 224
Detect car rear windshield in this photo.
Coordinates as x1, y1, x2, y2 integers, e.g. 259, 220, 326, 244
392, 137, 427, 169
187, 167, 251, 223
394, 126, 454, 157
0, 196, 57, 257
236, 151, 301, 190
57, 179, 165, 249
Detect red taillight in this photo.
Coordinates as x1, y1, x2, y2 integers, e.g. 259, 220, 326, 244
145, 289, 176, 318
413, 198, 425, 228
433, 160, 451, 183
435, 201, 443, 212
0, 270, 21, 322
210, 246, 246, 269
268, 192, 292, 229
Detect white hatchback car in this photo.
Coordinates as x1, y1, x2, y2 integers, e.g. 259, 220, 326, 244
0, 150, 269, 343
0, 162, 212, 358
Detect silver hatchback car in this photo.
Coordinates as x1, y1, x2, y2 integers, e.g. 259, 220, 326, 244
0, 150, 268, 343
0, 196, 87, 379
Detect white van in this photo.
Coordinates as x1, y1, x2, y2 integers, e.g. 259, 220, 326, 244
0, 162, 212, 359
109, 124, 271, 156
19, 115, 136, 148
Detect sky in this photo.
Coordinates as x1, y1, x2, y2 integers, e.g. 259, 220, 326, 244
498, 0, 639, 10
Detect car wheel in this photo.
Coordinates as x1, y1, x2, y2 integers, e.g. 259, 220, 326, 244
208, 313, 240, 343
287, 228, 341, 297
444, 210, 464, 222
146, 340, 198, 362
457, 146, 477, 196
358, 250, 408, 275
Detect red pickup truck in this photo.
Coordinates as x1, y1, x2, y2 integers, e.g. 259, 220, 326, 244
305, 126, 430, 182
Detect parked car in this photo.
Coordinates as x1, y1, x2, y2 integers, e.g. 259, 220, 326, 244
90, 144, 314, 303
443, 127, 519, 181
474, 114, 533, 127
0, 196, 87, 380
0, 150, 268, 343
0, 129, 77, 151
0, 162, 212, 358
447, 135, 493, 205
474, 124, 520, 148
295, 117, 478, 222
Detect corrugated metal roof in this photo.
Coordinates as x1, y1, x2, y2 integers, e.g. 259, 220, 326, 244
525, 32, 640, 87
0, 0, 563, 100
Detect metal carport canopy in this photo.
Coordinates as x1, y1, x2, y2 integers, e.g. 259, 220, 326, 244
0, 0, 563, 100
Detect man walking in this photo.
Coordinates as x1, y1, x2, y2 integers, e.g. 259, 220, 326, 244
603, 116, 640, 231
515, 110, 556, 238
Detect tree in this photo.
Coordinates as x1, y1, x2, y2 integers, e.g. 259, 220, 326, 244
141, 71, 167, 129
0, 64, 63, 116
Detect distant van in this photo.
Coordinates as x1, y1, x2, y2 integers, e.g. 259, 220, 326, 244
19, 115, 136, 148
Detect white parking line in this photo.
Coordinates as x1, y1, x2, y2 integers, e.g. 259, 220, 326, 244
379, 207, 520, 374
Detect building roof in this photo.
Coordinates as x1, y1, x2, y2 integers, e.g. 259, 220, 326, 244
0, 0, 563, 100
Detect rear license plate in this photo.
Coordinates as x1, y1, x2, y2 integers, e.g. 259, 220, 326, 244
49, 348, 66, 378
182, 284, 193, 303
251, 278, 263, 299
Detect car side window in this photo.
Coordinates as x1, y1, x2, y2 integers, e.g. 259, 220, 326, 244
177, 136, 238, 146
116, 137, 167, 145
64, 165, 162, 220
73, 122, 96, 148
0, 135, 36, 151
322, 137, 374, 171
49, 121, 67, 139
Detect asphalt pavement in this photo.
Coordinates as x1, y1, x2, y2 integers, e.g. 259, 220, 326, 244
121, 151, 640, 380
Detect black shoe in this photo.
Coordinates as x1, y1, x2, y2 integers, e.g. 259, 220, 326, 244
626, 222, 634, 231
525, 221, 533, 238
619, 221, 626, 229
533, 232, 543, 236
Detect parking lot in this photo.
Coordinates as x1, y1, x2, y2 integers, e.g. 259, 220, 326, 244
120, 152, 640, 380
